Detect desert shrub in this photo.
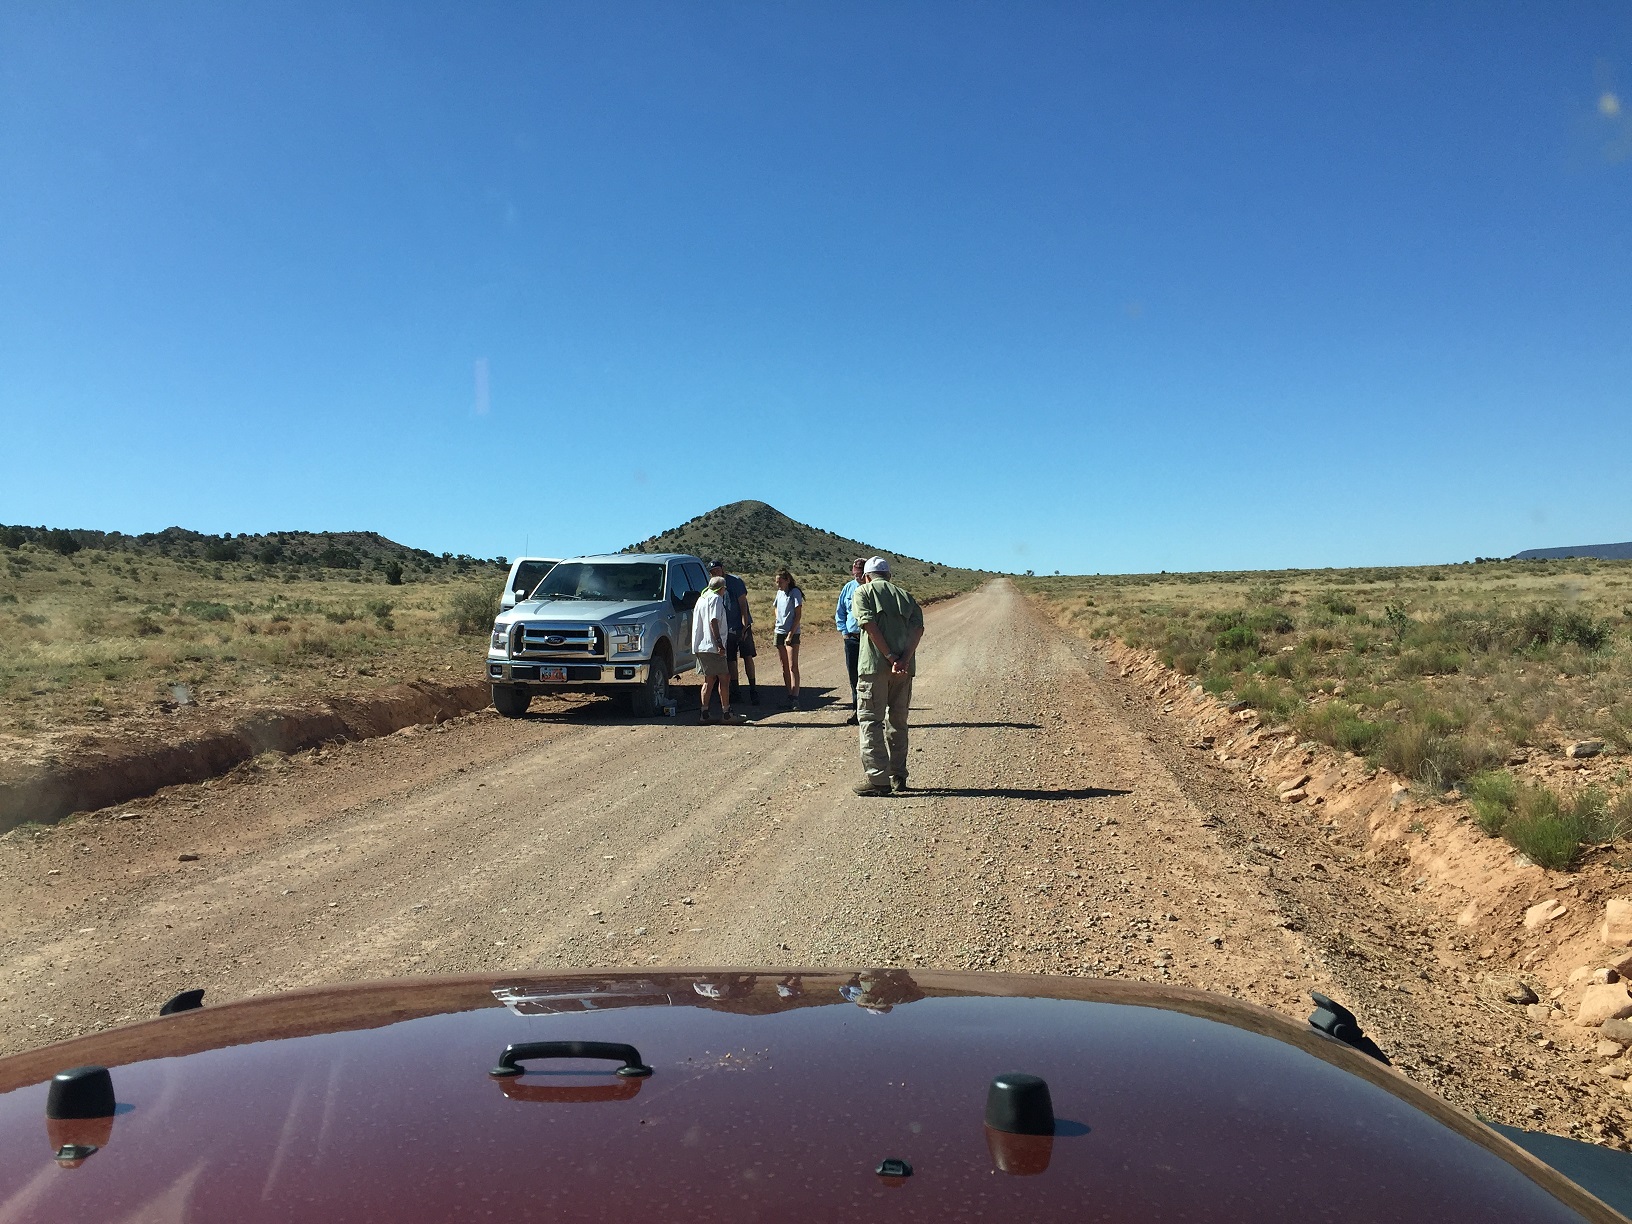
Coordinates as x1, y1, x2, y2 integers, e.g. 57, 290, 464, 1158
1215, 625, 1259, 653
1235, 677, 1299, 721
1376, 719, 1496, 790
1170, 650, 1203, 674
1395, 646, 1462, 677
1559, 609, 1611, 651
295, 634, 335, 656
45, 529, 81, 556
1249, 609, 1296, 635
383, 559, 403, 585
19, 613, 49, 627
1383, 604, 1412, 642
132, 614, 164, 637
1298, 701, 1385, 755
324, 608, 357, 624
1504, 786, 1586, 871
1462, 776, 1620, 870
1467, 770, 1518, 835
318, 546, 356, 569
1605, 791, 1632, 843
1303, 628, 1345, 653
445, 584, 501, 636
204, 538, 242, 562
1319, 592, 1357, 616
181, 600, 232, 622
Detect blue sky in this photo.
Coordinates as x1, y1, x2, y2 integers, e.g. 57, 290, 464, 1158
1, 3, 1628, 574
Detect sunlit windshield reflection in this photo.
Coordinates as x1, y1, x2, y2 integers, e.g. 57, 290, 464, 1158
534, 563, 666, 603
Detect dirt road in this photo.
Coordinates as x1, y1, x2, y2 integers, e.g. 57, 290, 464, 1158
0, 580, 1619, 1139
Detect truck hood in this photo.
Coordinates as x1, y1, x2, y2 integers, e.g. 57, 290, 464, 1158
0, 970, 1622, 1222
506, 598, 665, 623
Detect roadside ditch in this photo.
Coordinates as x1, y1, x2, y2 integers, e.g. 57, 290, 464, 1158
0, 680, 491, 833
1092, 635, 1632, 1091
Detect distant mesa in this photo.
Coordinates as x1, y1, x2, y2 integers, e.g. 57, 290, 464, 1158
1511, 542, 1632, 561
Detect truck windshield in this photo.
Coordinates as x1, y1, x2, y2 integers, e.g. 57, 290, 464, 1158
534, 563, 666, 603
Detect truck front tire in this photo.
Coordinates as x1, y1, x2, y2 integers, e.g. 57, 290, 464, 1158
492, 685, 531, 718
630, 651, 671, 718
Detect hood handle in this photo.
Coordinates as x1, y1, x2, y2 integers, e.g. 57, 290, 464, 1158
489, 1041, 653, 1079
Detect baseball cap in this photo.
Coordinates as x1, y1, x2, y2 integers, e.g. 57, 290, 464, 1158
864, 556, 891, 575
707, 557, 725, 569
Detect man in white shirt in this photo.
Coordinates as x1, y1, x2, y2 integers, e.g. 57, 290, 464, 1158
692, 575, 744, 724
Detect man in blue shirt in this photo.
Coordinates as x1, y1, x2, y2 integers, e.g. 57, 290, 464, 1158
710, 558, 759, 706
834, 557, 865, 724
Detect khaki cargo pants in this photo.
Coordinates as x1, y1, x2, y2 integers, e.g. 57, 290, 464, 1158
857, 670, 913, 787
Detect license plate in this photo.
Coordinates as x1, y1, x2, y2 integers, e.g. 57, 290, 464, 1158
539, 666, 568, 682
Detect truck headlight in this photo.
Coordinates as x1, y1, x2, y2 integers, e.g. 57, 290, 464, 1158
610, 625, 643, 654
491, 622, 508, 651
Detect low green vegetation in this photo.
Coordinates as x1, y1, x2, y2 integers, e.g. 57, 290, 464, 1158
1466, 770, 1632, 870
1021, 558, 1632, 867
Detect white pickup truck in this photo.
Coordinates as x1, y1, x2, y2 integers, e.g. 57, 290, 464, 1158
486, 552, 709, 718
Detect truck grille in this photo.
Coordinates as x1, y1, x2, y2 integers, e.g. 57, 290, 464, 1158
514, 622, 603, 660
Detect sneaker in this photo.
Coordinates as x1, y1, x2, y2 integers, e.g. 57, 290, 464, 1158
852, 780, 891, 797
721, 711, 748, 725
892, 776, 909, 792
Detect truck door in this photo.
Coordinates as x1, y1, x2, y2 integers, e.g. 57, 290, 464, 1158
681, 561, 711, 668
667, 562, 694, 665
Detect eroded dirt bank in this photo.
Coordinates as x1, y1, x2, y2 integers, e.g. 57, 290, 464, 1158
0, 681, 491, 832
0, 581, 1624, 1146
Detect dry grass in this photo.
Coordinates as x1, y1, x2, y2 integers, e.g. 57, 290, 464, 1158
0, 544, 504, 746
1019, 558, 1632, 783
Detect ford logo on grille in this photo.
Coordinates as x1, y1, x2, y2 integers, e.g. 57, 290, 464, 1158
545, 636, 565, 645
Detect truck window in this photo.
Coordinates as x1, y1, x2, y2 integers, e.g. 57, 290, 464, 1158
511, 560, 554, 598
683, 561, 709, 590
534, 562, 666, 602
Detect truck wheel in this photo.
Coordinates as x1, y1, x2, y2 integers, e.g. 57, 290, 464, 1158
492, 685, 531, 718
630, 651, 670, 718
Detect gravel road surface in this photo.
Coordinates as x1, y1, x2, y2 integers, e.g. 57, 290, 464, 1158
0, 580, 1619, 1141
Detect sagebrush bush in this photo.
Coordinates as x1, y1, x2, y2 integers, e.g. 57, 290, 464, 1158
445, 584, 500, 636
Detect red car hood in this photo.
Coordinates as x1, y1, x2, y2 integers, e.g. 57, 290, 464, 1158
0, 969, 1620, 1222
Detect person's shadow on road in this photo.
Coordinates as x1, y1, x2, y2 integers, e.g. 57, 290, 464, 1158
753, 720, 1043, 730
897, 786, 1131, 800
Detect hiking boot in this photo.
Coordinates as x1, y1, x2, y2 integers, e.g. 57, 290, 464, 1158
892, 776, 910, 792
852, 779, 891, 797
844, 713, 859, 726
721, 711, 749, 725
698, 710, 714, 725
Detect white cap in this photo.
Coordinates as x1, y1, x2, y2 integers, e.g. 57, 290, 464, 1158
864, 556, 891, 575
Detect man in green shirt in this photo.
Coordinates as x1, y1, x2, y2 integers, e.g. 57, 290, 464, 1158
851, 556, 925, 796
